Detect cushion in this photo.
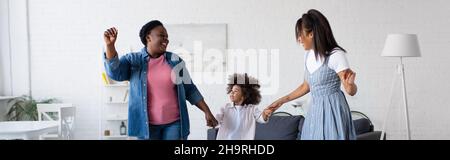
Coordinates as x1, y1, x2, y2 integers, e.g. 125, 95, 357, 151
255, 115, 302, 140
296, 116, 305, 140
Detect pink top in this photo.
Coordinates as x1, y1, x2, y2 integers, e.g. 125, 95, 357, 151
147, 54, 180, 125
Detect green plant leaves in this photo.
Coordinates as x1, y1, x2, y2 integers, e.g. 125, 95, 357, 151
6, 95, 58, 121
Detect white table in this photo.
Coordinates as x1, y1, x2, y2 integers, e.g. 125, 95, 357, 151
0, 121, 58, 140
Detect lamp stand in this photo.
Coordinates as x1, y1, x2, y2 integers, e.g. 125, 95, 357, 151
380, 57, 412, 140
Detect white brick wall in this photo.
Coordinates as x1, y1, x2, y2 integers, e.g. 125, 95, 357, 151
2, 0, 449, 139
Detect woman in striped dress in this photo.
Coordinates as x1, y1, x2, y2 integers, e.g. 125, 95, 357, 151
267, 9, 358, 140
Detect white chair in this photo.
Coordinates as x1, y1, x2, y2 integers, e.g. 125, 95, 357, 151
37, 103, 76, 140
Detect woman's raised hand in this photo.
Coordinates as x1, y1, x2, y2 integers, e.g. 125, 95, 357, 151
343, 69, 356, 85
104, 27, 118, 46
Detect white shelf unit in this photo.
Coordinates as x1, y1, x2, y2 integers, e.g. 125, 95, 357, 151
100, 82, 133, 140
102, 135, 137, 140
106, 114, 128, 121
104, 84, 129, 87
105, 101, 128, 104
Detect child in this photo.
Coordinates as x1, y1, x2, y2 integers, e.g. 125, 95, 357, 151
215, 73, 273, 140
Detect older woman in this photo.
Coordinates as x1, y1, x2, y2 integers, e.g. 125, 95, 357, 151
103, 20, 218, 140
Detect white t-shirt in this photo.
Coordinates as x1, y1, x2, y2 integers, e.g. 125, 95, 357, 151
304, 49, 350, 74
215, 103, 268, 140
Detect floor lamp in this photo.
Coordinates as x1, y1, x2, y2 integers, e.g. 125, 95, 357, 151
380, 34, 421, 140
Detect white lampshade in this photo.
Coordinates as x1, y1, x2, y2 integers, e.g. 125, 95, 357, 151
381, 34, 421, 57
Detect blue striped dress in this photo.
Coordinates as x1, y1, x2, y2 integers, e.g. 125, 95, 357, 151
300, 56, 357, 140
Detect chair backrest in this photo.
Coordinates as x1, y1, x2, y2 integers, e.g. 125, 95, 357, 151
271, 111, 293, 116
351, 110, 374, 132
60, 106, 76, 140
37, 103, 75, 139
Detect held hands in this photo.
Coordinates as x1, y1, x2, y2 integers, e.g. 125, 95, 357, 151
263, 98, 288, 120
205, 113, 218, 128
267, 99, 284, 111
104, 27, 118, 46
262, 108, 274, 121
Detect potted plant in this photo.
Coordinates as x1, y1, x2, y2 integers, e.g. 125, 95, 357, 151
6, 95, 58, 121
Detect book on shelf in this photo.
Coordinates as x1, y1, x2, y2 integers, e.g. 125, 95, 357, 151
101, 72, 110, 85
102, 72, 131, 86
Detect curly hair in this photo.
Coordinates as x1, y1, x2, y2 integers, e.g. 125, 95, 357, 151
227, 73, 261, 105
139, 20, 164, 46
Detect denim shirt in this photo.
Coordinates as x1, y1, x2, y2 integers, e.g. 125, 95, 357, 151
104, 47, 204, 139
